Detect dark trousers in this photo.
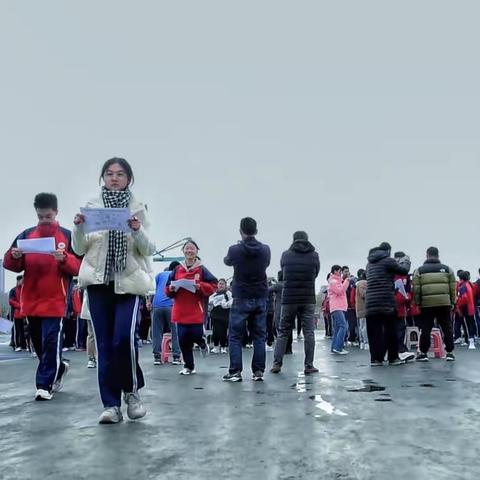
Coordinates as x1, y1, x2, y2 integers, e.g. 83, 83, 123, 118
324, 313, 332, 337
419, 306, 454, 354
13, 318, 27, 349
28, 317, 66, 390
462, 314, 476, 341
396, 316, 408, 353
212, 315, 229, 348
76, 316, 87, 350
366, 313, 398, 363
87, 284, 145, 408
63, 316, 77, 349
274, 304, 316, 368
139, 315, 151, 341
346, 309, 357, 342
266, 313, 276, 346
177, 323, 205, 370
454, 312, 463, 340
229, 298, 267, 374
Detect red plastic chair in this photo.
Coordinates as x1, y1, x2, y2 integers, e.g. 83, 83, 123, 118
161, 333, 172, 363
429, 328, 446, 358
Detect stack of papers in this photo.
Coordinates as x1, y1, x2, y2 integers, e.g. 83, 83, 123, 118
17, 237, 56, 254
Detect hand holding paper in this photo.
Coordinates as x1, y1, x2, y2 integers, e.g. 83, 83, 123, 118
170, 279, 197, 293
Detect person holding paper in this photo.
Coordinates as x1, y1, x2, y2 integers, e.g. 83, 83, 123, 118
73, 157, 156, 425
165, 240, 217, 375
3, 193, 81, 401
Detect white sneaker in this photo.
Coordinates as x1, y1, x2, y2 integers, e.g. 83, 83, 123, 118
35, 389, 53, 401
265, 345, 274, 352
87, 357, 97, 368
14, 347, 22, 352
221, 348, 228, 354
172, 358, 182, 365
360, 342, 365, 350
179, 368, 196, 375
332, 349, 349, 355
246, 344, 253, 349
398, 352, 415, 362
211, 346, 220, 354
52, 361, 69, 392
469, 340, 476, 350
364, 344, 370, 351
99, 406, 123, 424
454, 338, 463, 345
123, 392, 147, 420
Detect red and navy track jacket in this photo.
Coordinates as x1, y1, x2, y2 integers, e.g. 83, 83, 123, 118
3, 222, 82, 318
165, 263, 217, 325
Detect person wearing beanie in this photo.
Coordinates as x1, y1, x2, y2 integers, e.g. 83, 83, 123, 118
365, 242, 411, 366
151, 260, 182, 365
393, 252, 415, 363
165, 241, 217, 375
223, 217, 271, 382
413, 247, 456, 360
271, 231, 320, 375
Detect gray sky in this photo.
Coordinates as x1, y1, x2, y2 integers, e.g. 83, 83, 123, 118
1, 0, 480, 290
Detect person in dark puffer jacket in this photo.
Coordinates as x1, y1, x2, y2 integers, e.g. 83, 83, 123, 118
271, 231, 320, 375
366, 242, 411, 366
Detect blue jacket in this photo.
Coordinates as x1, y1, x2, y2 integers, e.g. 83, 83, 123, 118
224, 238, 271, 300
153, 271, 173, 308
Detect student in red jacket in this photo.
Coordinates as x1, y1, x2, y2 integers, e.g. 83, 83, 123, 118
3, 193, 81, 401
166, 240, 217, 375
9, 275, 27, 351
457, 270, 476, 349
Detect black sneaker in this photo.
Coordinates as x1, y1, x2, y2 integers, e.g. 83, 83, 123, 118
370, 361, 383, 367
252, 371, 264, 381
222, 372, 242, 382
416, 353, 429, 362
446, 352, 455, 362
389, 358, 406, 366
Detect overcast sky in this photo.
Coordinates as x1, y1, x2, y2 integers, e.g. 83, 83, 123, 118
1, 1, 480, 291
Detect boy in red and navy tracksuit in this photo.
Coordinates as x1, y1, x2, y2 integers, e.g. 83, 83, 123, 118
9, 275, 27, 351
165, 240, 217, 374
3, 193, 81, 401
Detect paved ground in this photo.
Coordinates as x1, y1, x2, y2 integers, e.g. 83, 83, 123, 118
1, 333, 480, 480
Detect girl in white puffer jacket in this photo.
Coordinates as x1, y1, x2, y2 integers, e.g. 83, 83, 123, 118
73, 157, 156, 425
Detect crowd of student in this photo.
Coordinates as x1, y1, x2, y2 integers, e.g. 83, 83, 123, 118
4, 157, 479, 425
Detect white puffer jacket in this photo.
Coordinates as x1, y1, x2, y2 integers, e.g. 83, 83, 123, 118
73, 192, 156, 295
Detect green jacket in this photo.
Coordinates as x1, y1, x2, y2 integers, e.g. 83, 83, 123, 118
413, 259, 456, 308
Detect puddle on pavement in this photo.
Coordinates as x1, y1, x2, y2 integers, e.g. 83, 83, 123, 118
309, 394, 348, 416
290, 375, 312, 393
348, 384, 386, 393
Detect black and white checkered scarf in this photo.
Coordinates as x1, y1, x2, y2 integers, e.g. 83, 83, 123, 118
102, 186, 131, 282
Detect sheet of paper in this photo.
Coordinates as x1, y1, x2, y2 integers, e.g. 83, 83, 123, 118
0, 318, 13, 334
171, 279, 197, 293
17, 237, 56, 254
81, 207, 131, 233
